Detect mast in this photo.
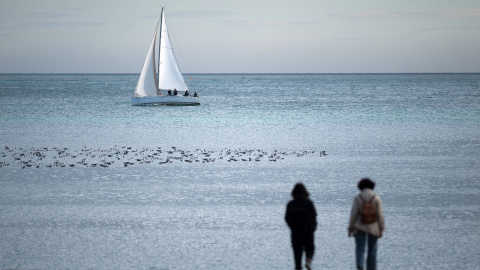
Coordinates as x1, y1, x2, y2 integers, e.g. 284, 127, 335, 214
157, 7, 163, 89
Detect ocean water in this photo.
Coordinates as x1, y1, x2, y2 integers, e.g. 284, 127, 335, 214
0, 73, 479, 269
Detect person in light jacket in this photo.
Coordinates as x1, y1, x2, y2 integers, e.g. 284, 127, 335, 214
348, 178, 385, 270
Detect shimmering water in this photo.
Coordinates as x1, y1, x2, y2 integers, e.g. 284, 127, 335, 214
1, 73, 479, 269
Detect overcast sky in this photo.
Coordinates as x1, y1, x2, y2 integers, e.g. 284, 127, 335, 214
0, 0, 479, 73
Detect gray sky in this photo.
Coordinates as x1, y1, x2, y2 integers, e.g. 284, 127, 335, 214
1, 0, 479, 73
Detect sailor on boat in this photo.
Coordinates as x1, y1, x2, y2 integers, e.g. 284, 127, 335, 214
168, 90, 172, 96
193, 91, 198, 97
184, 90, 190, 96
173, 89, 178, 96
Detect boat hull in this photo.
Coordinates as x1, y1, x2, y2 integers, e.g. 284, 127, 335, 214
131, 95, 200, 106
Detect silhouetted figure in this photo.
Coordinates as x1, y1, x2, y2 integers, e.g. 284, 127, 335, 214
168, 90, 172, 96
348, 178, 385, 270
193, 91, 198, 98
173, 89, 177, 96
184, 90, 190, 96
285, 183, 317, 270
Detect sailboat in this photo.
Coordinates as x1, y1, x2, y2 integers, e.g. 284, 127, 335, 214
132, 8, 200, 106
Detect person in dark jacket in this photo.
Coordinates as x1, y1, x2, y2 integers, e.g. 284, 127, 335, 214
285, 183, 317, 270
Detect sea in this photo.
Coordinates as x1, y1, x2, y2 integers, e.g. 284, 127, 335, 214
0, 73, 479, 269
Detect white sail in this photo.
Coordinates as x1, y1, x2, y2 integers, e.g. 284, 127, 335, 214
133, 24, 159, 97
158, 10, 188, 91
131, 8, 199, 106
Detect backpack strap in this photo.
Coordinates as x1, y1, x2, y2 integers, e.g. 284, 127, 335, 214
359, 194, 375, 203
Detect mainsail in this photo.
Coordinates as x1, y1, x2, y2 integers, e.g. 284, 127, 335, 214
158, 9, 188, 92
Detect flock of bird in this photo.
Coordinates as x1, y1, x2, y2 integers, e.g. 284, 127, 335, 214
0, 146, 326, 169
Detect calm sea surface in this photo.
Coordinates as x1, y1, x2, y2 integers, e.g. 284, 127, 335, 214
1, 73, 479, 269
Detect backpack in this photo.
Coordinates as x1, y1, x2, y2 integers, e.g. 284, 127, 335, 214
359, 194, 377, 224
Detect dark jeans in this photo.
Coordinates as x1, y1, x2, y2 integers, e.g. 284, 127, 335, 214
355, 230, 378, 270
291, 230, 314, 270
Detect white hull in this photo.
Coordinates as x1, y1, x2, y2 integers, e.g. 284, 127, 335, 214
131, 95, 200, 106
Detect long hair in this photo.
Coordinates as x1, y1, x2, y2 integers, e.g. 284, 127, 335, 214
291, 182, 309, 198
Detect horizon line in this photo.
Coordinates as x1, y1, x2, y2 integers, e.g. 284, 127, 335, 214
1, 72, 479, 75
